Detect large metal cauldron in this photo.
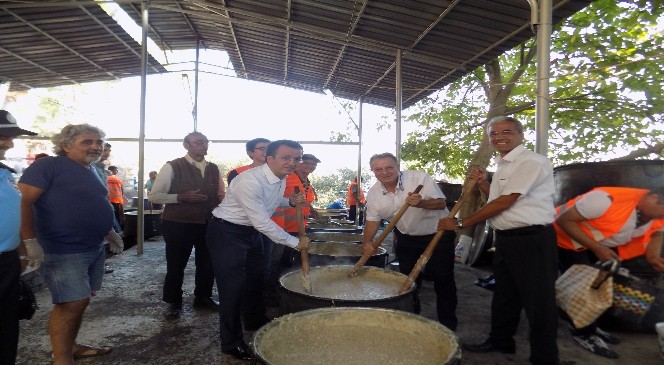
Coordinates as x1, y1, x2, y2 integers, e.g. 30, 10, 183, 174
252, 307, 461, 365
297, 242, 388, 268
123, 210, 162, 240
553, 160, 664, 206
306, 225, 363, 234
278, 265, 415, 315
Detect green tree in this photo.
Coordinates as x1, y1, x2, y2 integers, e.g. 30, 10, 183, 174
310, 168, 371, 207
401, 0, 664, 181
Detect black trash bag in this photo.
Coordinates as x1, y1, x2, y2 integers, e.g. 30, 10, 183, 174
17, 278, 38, 320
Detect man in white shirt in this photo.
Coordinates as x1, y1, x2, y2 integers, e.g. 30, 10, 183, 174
361, 152, 458, 330
439, 116, 559, 365
206, 139, 310, 361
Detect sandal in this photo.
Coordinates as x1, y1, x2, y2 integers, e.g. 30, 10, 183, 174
72, 344, 113, 359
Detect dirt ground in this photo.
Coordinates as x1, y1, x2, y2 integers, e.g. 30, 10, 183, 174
17, 235, 662, 365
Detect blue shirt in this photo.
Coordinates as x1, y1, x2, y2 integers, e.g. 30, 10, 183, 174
19, 156, 115, 254
0, 164, 20, 253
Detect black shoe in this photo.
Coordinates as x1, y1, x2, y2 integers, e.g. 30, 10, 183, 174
571, 334, 619, 359
244, 316, 271, 331
463, 339, 515, 354
192, 296, 219, 310
104, 265, 114, 274
222, 345, 252, 361
595, 327, 620, 345
163, 302, 182, 320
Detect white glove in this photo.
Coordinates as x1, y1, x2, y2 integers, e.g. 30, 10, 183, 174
105, 230, 124, 254
24, 238, 44, 268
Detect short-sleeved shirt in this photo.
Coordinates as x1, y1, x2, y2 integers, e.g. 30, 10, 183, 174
488, 144, 556, 230
19, 156, 115, 254
0, 164, 20, 252
365, 170, 447, 236
573, 190, 663, 248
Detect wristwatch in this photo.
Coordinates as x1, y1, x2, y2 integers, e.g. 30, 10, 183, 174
456, 219, 464, 229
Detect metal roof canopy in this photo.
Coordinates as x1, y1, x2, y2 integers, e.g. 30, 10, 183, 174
0, 1, 166, 91
2, 0, 590, 109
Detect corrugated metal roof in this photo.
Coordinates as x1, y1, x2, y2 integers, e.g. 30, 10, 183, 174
2, 0, 591, 108
0, 0, 166, 91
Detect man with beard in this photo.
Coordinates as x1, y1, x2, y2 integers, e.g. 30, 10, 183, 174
19, 124, 119, 365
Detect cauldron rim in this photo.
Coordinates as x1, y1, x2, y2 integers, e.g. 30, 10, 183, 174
307, 242, 387, 258
252, 307, 461, 365
279, 265, 414, 302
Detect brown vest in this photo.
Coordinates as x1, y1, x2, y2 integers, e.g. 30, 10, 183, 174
161, 157, 220, 224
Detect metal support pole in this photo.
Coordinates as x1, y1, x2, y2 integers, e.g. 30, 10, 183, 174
395, 49, 403, 161
193, 38, 200, 131
356, 97, 363, 228
535, 0, 552, 156
136, 0, 150, 254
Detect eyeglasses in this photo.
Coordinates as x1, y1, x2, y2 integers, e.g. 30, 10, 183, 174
254, 147, 267, 152
188, 140, 209, 146
275, 155, 302, 164
489, 130, 519, 138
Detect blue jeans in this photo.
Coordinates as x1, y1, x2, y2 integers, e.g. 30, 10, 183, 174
40, 246, 105, 304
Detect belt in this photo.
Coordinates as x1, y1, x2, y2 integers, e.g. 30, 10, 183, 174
494, 224, 551, 237
213, 216, 248, 228
0, 248, 17, 256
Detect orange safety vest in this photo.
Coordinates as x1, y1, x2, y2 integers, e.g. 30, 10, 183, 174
346, 180, 365, 205
107, 175, 124, 204
554, 187, 664, 260
272, 173, 315, 233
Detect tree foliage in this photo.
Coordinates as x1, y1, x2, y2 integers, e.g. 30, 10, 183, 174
401, 0, 664, 180
310, 168, 372, 207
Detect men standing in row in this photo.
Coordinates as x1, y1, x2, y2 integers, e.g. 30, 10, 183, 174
438, 116, 559, 365
361, 152, 458, 330
20, 124, 117, 364
206, 140, 310, 361
148, 132, 222, 320
0, 110, 37, 365
554, 186, 664, 358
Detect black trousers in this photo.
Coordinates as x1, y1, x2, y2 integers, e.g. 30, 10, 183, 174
0, 249, 20, 365
394, 229, 458, 330
348, 205, 364, 224
490, 225, 559, 365
161, 220, 214, 303
206, 218, 266, 350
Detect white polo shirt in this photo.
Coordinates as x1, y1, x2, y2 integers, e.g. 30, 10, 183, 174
365, 170, 448, 236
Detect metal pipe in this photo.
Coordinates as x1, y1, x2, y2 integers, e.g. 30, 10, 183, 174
193, 38, 200, 130
395, 49, 402, 161
136, 0, 150, 254
356, 96, 363, 229
535, 0, 551, 156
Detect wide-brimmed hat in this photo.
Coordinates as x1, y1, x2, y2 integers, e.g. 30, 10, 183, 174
0, 110, 37, 137
302, 154, 321, 163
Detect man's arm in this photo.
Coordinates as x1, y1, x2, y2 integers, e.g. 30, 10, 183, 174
18, 182, 44, 239
438, 193, 520, 231
555, 205, 619, 262
148, 164, 178, 204
645, 231, 664, 272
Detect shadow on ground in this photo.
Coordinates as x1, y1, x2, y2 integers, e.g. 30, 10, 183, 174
18, 237, 660, 365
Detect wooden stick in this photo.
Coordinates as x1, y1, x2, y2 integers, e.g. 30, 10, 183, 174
348, 185, 424, 278
295, 186, 311, 293
398, 179, 477, 294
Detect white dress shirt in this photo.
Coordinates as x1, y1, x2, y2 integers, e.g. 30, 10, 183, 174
488, 144, 556, 230
212, 164, 299, 248
365, 170, 448, 236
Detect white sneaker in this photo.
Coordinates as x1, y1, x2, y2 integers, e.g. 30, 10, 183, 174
571, 334, 619, 359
